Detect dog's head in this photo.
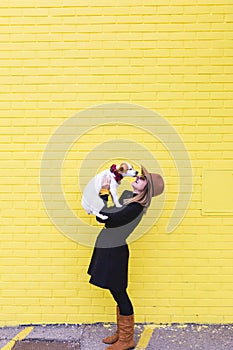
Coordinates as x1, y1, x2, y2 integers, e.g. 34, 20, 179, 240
116, 162, 138, 178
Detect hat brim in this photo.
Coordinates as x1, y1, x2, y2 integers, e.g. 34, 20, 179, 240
141, 164, 165, 202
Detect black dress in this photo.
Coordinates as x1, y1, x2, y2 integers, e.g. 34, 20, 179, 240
87, 191, 144, 291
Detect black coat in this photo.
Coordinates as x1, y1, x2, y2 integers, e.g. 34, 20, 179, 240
87, 191, 144, 291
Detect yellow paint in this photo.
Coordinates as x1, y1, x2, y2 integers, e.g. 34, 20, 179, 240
0, 0, 232, 326
135, 326, 155, 350
1, 327, 34, 350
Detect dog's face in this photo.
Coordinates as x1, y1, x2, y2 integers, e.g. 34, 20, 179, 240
116, 162, 138, 178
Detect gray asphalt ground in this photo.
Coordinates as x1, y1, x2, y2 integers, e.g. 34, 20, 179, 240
0, 323, 232, 350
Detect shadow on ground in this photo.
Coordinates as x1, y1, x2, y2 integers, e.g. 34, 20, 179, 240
13, 340, 80, 350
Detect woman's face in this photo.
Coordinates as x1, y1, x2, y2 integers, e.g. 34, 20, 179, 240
131, 176, 148, 193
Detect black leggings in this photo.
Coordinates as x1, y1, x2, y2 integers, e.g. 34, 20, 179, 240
109, 289, 134, 316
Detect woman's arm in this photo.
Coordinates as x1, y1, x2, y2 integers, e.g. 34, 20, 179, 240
96, 174, 143, 227
97, 202, 143, 228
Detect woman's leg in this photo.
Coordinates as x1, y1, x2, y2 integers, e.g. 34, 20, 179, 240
109, 289, 134, 316
106, 289, 135, 349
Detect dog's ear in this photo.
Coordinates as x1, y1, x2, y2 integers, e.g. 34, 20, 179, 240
116, 164, 122, 172
117, 163, 128, 173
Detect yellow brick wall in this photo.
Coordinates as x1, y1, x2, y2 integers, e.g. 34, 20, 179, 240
0, 0, 233, 325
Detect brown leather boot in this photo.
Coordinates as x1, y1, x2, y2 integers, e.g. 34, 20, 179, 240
103, 306, 120, 344
106, 314, 135, 350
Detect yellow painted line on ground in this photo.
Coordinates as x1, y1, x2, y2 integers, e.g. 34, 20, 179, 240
1, 326, 34, 350
135, 325, 155, 350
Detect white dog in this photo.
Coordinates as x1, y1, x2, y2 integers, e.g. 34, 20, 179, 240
81, 162, 138, 220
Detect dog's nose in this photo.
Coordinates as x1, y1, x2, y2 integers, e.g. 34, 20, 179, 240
135, 171, 138, 176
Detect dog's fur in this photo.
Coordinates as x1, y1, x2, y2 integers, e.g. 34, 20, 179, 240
82, 162, 138, 220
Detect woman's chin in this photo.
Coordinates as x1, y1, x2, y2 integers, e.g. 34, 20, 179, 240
132, 187, 139, 194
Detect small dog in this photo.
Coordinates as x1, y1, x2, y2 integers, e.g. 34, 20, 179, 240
82, 162, 138, 220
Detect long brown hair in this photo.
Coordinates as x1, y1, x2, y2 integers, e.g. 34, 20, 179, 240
123, 182, 150, 214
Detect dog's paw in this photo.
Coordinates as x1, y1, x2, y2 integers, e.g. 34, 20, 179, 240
98, 213, 108, 220
115, 203, 122, 208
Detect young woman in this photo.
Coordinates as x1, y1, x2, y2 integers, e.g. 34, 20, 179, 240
87, 165, 164, 350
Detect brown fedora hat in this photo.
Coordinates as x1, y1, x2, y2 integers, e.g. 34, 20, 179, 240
141, 165, 165, 206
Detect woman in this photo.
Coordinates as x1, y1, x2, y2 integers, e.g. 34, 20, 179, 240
87, 165, 164, 350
